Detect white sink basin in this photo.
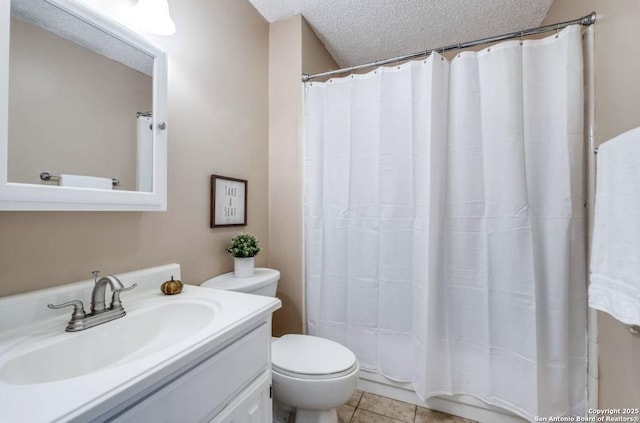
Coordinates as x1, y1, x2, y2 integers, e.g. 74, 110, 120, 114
0, 300, 215, 385
0, 265, 281, 423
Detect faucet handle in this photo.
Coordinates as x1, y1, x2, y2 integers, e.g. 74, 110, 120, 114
110, 283, 137, 309
47, 300, 86, 320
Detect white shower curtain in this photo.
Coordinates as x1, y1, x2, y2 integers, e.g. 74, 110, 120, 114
136, 115, 153, 192
304, 25, 587, 420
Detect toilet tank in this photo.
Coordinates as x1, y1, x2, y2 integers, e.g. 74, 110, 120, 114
200, 268, 280, 297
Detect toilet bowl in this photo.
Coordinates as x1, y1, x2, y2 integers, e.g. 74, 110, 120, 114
201, 269, 359, 423
272, 334, 359, 423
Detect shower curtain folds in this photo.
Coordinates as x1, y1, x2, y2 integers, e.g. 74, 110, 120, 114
304, 25, 587, 420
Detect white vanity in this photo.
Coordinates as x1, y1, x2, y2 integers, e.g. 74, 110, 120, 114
0, 264, 281, 422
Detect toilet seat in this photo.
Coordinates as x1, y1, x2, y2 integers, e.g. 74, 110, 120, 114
272, 335, 357, 380
273, 362, 359, 380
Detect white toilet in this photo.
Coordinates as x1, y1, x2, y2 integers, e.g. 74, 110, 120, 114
201, 268, 359, 423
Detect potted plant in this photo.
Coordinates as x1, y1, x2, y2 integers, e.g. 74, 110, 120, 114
225, 233, 261, 277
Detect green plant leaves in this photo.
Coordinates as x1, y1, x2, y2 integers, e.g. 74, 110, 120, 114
225, 233, 261, 258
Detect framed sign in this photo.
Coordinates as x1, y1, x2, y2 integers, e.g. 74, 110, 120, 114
210, 175, 247, 228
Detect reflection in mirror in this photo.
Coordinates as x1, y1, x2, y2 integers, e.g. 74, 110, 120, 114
8, 0, 154, 192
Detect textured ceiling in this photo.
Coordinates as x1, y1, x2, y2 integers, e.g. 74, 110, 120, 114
12, 0, 153, 76
248, 0, 555, 68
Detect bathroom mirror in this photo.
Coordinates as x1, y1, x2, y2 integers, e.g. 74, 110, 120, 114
0, 0, 168, 211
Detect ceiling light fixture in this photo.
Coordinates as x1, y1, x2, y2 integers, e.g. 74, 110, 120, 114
131, 0, 176, 36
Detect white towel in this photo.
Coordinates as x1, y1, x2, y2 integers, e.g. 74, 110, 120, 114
590, 126, 640, 326
60, 174, 113, 190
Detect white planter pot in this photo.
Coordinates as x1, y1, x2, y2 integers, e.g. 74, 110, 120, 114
234, 257, 255, 278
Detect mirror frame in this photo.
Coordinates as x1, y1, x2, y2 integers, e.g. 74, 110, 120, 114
0, 0, 168, 211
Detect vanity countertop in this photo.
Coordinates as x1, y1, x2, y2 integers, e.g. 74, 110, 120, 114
0, 265, 281, 422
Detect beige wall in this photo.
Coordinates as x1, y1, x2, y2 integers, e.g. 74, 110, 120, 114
0, 0, 269, 296
8, 17, 152, 190
268, 15, 337, 336
543, 1, 640, 408
301, 18, 339, 77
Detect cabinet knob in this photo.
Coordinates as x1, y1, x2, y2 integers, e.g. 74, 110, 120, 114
158, 121, 167, 130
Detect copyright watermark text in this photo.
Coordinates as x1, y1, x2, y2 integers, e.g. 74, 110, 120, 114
534, 409, 640, 423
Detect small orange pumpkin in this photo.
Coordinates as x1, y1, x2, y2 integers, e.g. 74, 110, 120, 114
161, 276, 183, 295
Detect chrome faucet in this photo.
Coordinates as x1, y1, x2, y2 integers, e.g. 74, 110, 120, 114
91, 274, 124, 314
48, 271, 137, 332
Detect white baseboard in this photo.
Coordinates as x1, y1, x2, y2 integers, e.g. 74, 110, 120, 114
357, 370, 527, 423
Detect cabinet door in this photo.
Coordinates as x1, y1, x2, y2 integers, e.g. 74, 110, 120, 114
108, 323, 270, 423
211, 373, 272, 423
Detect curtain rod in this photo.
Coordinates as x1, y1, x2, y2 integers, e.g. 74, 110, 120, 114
302, 12, 596, 82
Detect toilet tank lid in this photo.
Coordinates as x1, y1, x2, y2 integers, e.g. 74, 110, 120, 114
200, 268, 280, 292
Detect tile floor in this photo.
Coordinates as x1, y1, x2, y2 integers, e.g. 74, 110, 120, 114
337, 391, 477, 423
